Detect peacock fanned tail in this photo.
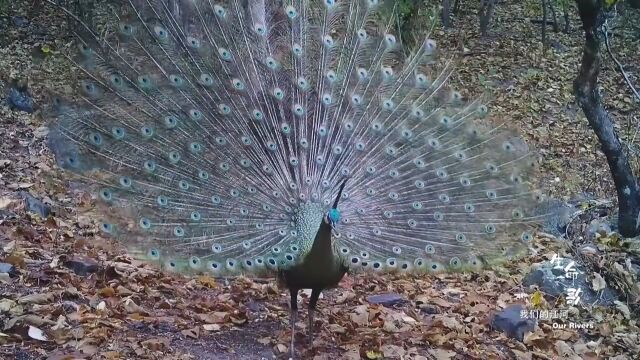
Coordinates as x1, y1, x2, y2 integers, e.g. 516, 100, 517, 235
45, 0, 547, 276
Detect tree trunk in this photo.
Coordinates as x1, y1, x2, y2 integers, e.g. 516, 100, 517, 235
442, 0, 453, 28
563, 2, 571, 33
548, 0, 560, 32
479, 0, 496, 37
542, 0, 548, 50
573, 0, 640, 237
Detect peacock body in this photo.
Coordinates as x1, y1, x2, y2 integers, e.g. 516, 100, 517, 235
45, 0, 546, 351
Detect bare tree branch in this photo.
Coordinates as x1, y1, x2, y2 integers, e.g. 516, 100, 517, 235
603, 20, 640, 102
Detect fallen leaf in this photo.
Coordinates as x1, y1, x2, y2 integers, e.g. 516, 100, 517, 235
591, 273, 606, 292
366, 349, 382, 359
230, 315, 247, 325
555, 340, 575, 356
336, 290, 356, 304
350, 305, 369, 326
98, 287, 116, 297
427, 348, 456, 360
96, 301, 107, 311
18, 292, 55, 305
531, 290, 544, 308
429, 297, 454, 308
523, 328, 546, 346
197, 275, 216, 288
203, 324, 221, 331
123, 298, 147, 314
0, 299, 17, 313
327, 323, 346, 334
0, 196, 18, 209
141, 337, 170, 351
614, 301, 630, 319
257, 337, 271, 345
342, 345, 361, 360
28, 325, 48, 341
274, 343, 288, 354
381, 344, 405, 358
181, 326, 200, 339
195, 311, 229, 324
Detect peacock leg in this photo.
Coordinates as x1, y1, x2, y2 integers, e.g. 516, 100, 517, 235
289, 288, 299, 357
307, 288, 322, 344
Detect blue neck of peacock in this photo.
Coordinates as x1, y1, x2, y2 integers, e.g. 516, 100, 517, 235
310, 178, 347, 258
309, 217, 334, 259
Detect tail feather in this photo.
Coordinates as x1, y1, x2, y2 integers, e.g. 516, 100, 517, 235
45, 0, 546, 276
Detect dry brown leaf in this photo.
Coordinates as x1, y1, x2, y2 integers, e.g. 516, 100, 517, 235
181, 326, 200, 339
141, 337, 170, 351
123, 298, 148, 314
591, 273, 606, 292
0, 196, 19, 209
98, 287, 116, 297
230, 316, 246, 325
437, 315, 462, 330
274, 343, 288, 354
554, 340, 575, 356
382, 310, 412, 333
427, 348, 456, 360
613, 301, 631, 319
197, 275, 217, 288
115, 286, 134, 296
101, 351, 123, 360
327, 323, 346, 334
350, 305, 369, 326
429, 297, 454, 308
0, 299, 18, 313
195, 311, 229, 324
202, 324, 221, 332
381, 344, 405, 358
523, 328, 547, 347
512, 349, 533, 360
257, 337, 271, 345
335, 290, 356, 304
17, 292, 55, 305
341, 344, 360, 360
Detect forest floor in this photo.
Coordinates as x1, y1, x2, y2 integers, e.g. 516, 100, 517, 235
1, 1, 639, 359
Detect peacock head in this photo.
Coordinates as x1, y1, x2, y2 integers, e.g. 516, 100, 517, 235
295, 178, 349, 243
325, 177, 348, 228
327, 208, 341, 226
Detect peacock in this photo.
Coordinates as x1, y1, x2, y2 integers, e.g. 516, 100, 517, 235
44, 0, 546, 355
